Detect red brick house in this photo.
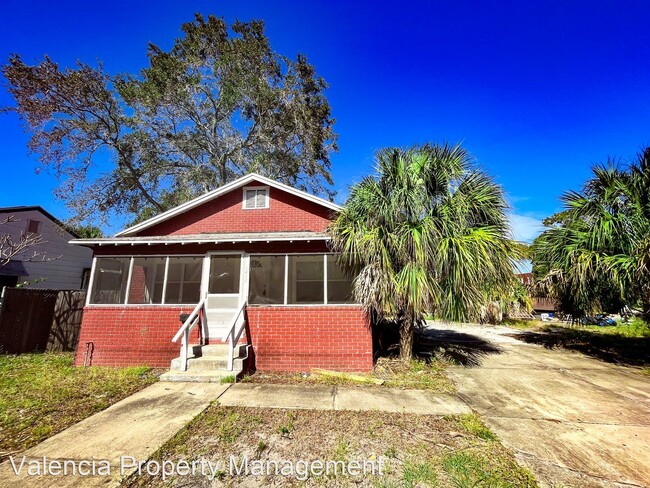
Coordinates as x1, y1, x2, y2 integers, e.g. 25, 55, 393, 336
70, 174, 372, 380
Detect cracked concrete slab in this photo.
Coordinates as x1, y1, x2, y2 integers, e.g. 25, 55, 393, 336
217, 383, 336, 410
334, 387, 469, 415
217, 383, 470, 415
437, 323, 650, 488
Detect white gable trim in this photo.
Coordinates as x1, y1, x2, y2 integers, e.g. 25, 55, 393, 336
115, 173, 341, 237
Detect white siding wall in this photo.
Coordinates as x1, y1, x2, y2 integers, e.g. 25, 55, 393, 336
0, 210, 93, 289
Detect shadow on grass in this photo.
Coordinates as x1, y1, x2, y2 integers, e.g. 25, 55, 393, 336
416, 328, 503, 367
510, 327, 650, 367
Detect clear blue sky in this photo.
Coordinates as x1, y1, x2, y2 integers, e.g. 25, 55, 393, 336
1, 0, 649, 240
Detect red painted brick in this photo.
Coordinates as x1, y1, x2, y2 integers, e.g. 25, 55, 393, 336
74, 307, 200, 367
246, 306, 372, 372
138, 181, 333, 236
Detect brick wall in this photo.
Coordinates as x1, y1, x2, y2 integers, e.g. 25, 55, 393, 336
140, 181, 333, 236
246, 306, 373, 372
74, 306, 199, 367
75, 305, 373, 372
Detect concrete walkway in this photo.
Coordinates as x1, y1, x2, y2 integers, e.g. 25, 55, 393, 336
434, 323, 650, 488
0, 382, 230, 487
218, 383, 470, 415
0, 377, 468, 487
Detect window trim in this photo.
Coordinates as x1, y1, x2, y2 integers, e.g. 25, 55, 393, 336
242, 186, 270, 210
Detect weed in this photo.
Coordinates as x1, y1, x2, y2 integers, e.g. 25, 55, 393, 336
277, 412, 296, 436
333, 438, 350, 461
384, 446, 398, 458
451, 413, 498, 441
403, 461, 438, 487
256, 440, 267, 456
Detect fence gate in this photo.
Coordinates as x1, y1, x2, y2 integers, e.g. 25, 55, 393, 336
0, 288, 86, 354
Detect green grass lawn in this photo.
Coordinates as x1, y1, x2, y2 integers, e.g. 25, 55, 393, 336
505, 317, 650, 338
122, 407, 538, 487
0, 353, 159, 454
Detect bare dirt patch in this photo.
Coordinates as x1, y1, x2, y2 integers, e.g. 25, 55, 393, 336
122, 407, 538, 487
244, 357, 455, 393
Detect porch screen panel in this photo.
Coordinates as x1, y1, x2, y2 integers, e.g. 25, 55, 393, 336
128, 257, 165, 304
90, 257, 130, 304
327, 256, 355, 304
288, 255, 324, 304
165, 257, 202, 304
248, 255, 284, 304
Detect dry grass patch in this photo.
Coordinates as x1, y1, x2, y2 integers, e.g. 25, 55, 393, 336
123, 407, 537, 487
244, 357, 454, 393
0, 353, 159, 454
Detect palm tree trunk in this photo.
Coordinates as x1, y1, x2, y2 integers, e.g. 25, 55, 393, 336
399, 317, 414, 361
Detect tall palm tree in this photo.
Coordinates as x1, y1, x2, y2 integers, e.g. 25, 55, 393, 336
532, 147, 650, 320
329, 143, 518, 360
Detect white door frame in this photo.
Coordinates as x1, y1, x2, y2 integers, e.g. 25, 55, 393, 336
202, 251, 248, 307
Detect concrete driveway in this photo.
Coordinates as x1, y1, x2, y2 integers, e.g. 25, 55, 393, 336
427, 323, 650, 488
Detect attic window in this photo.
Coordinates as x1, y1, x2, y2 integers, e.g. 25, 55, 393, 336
26, 219, 41, 235
243, 187, 269, 209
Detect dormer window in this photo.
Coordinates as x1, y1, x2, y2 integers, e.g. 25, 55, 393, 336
243, 186, 269, 209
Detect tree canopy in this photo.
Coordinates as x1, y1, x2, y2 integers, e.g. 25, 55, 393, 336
2, 14, 337, 226
329, 143, 519, 359
531, 147, 650, 319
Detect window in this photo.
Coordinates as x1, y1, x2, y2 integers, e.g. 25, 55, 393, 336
249, 255, 285, 304
90, 257, 130, 304
288, 255, 324, 304
327, 256, 355, 304
26, 219, 41, 235
165, 257, 202, 304
243, 187, 269, 209
128, 257, 165, 304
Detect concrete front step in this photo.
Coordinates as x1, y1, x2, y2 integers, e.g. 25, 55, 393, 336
162, 343, 250, 383
188, 343, 248, 358
170, 356, 244, 372
159, 370, 238, 383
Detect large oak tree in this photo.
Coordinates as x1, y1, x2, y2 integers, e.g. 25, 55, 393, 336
2, 15, 337, 225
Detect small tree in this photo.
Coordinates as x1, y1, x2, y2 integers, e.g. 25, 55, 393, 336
329, 144, 518, 360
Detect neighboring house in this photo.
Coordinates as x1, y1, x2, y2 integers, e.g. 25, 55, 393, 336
516, 273, 557, 315
70, 174, 373, 375
517, 272, 534, 286
0, 206, 92, 289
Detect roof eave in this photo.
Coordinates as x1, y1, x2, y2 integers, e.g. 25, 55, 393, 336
69, 235, 331, 247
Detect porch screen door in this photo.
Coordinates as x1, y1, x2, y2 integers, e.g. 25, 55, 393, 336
207, 255, 242, 310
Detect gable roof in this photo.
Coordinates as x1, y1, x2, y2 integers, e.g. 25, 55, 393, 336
0, 205, 80, 238
116, 173, 341, 237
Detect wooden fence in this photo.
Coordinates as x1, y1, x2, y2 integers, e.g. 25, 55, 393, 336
0, 288, 86, 354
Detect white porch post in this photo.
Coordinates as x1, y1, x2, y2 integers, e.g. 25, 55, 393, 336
85, 257, 97, 306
